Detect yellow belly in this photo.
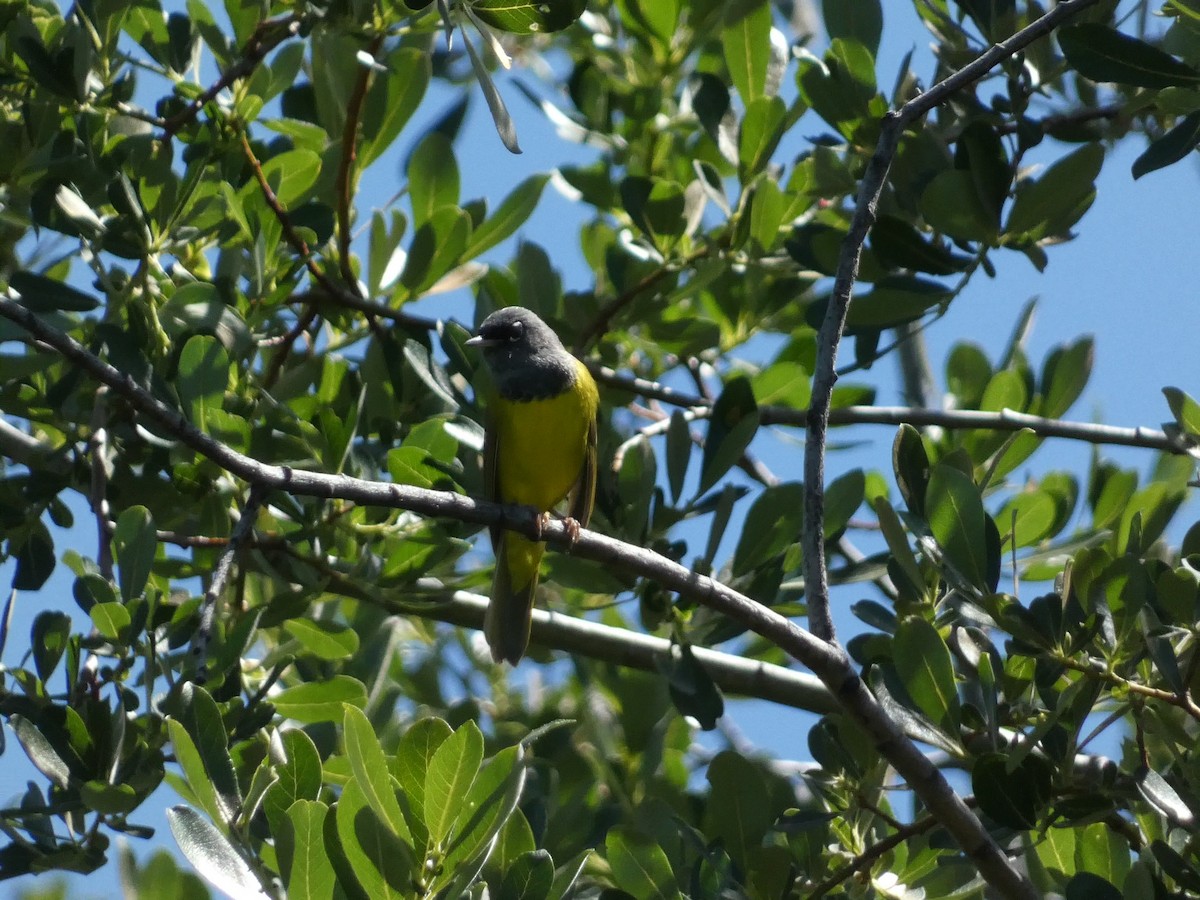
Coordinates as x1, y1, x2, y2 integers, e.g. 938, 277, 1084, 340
494, 364, 596, 512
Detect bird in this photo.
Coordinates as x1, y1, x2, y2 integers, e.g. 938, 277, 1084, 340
465, 306, 599, 665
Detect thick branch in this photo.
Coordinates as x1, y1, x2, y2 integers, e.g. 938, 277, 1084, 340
407, 591, 836, 713
0, 295, 1028, 897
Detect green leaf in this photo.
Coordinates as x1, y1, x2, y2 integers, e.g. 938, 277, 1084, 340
174, 682, 242, 827
893, 424, 931, 516
500, 850, 555, 900
841, 275, 951, 332
1138, 768, 1196, 826
665, 410, 691, 504
90, 602, 132, 642
822, 0, 882, 57
178, 335, 230, 430
824, 469, 865, 538
343, 705, 411, 842
283, 619, 360, 661
465, 174, 549, 257
1005, 143, 1104, 239
995, 490, 1058, 548
81, 780, 140, 815
470, 0, 587, 34
391, 717, 452, 851
259, 149, 321, 207
972, 752, 1054, 830
424, 720, 484, 845
751, 361, 812, 408
606, 825, 681, 900
263, 729, 323, 832
286, 800, 335, 900
873, 496, 924, 597
1040, 337, 1093, 418
408, 133, 460, 226
360, 48, 430, 168
13, 525, 55, 590
399, 206, 471, 295
160, 282, 252, 356
722, 0, 771, 101
113, 505, 156, 603
331, 779, 414, 899
273, 676, 368, 723
894, 617, 959, 728
704, 751, 771, 870
699, 376, 759, 493
461, 24, 520, 153
167, 805, 266, 900
660, 644, 725, 730
31, 611, 71, 682
925, 464, 989, 588
10, 271, 100, 312
435, 744, 525, 888
920, 170, 1000, 243
738, 95, 786, 180
871, 215, 973, 275
11, 714, 72, 789
1133, 111, 1200, 178
732, 482, 804, 575
1059, 24, 1200, 88
1164, 386, 1200, 436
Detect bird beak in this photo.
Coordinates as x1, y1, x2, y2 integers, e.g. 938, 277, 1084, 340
464, 335, 484, 347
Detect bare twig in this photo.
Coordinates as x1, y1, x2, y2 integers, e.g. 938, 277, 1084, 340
162, 15, 303, 138
89, 388, 113, 580
336, 35, 385, 293
190, 484, 266, 684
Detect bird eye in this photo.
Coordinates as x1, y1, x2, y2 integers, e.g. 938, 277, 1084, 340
508, 321, 524, 342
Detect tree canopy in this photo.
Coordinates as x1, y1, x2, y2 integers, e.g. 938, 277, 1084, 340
1, 0, 1200, 898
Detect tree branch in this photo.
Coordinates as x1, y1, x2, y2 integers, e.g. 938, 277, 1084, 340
161, 15, 303, 138
804, 0, 1108, 666
0, 295, 1032, 898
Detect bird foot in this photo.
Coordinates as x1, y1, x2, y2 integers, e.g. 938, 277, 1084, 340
534, 510, 551, 540
561, 515, 582, 548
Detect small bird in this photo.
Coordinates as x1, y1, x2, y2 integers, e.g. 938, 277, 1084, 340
466, 307, 599, 664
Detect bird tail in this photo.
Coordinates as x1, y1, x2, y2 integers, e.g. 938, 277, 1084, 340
485, 532, 543, 665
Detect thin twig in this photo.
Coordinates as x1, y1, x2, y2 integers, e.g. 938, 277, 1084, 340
239, 132, 342, 300
808, 811, 942, 898
162, 15, 303, 138
190, 484, 266, 684
336, 35, 385, 293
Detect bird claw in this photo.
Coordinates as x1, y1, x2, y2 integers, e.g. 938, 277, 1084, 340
562, 516, 582, 548
534, 510, 551, 541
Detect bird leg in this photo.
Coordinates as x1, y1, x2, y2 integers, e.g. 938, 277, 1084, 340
533, 510, 551, 541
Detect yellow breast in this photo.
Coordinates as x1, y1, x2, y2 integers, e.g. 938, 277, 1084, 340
493, 359, 597, 512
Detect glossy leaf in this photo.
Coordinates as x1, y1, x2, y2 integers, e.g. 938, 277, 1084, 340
894, 617, 959, 728
699, 376, 760, 493
722, 0, 772, 101
112, 505, 156, 603
424, 720, 484, 845
286, 799, 336, 900
1133, 111, 1200, 178
471, 0, 587, 34
272, 677, 368, 723
343, 705, 410, 842
167, 806, 267, 899
926, 464, 990, 588
732, 482, 804, 575
1059, 24, 1200, 88
972, 752, 1053, 830
822, 0, 882, 57
606, 825, 681, 900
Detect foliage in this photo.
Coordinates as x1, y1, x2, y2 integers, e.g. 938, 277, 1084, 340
0, 0, 1198, 897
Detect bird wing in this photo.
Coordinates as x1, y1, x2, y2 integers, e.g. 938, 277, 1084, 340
482, 405, 501, 550
567, 415, 598, 529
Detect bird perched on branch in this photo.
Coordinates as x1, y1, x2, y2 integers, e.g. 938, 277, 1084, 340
466, 307, 599, 664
